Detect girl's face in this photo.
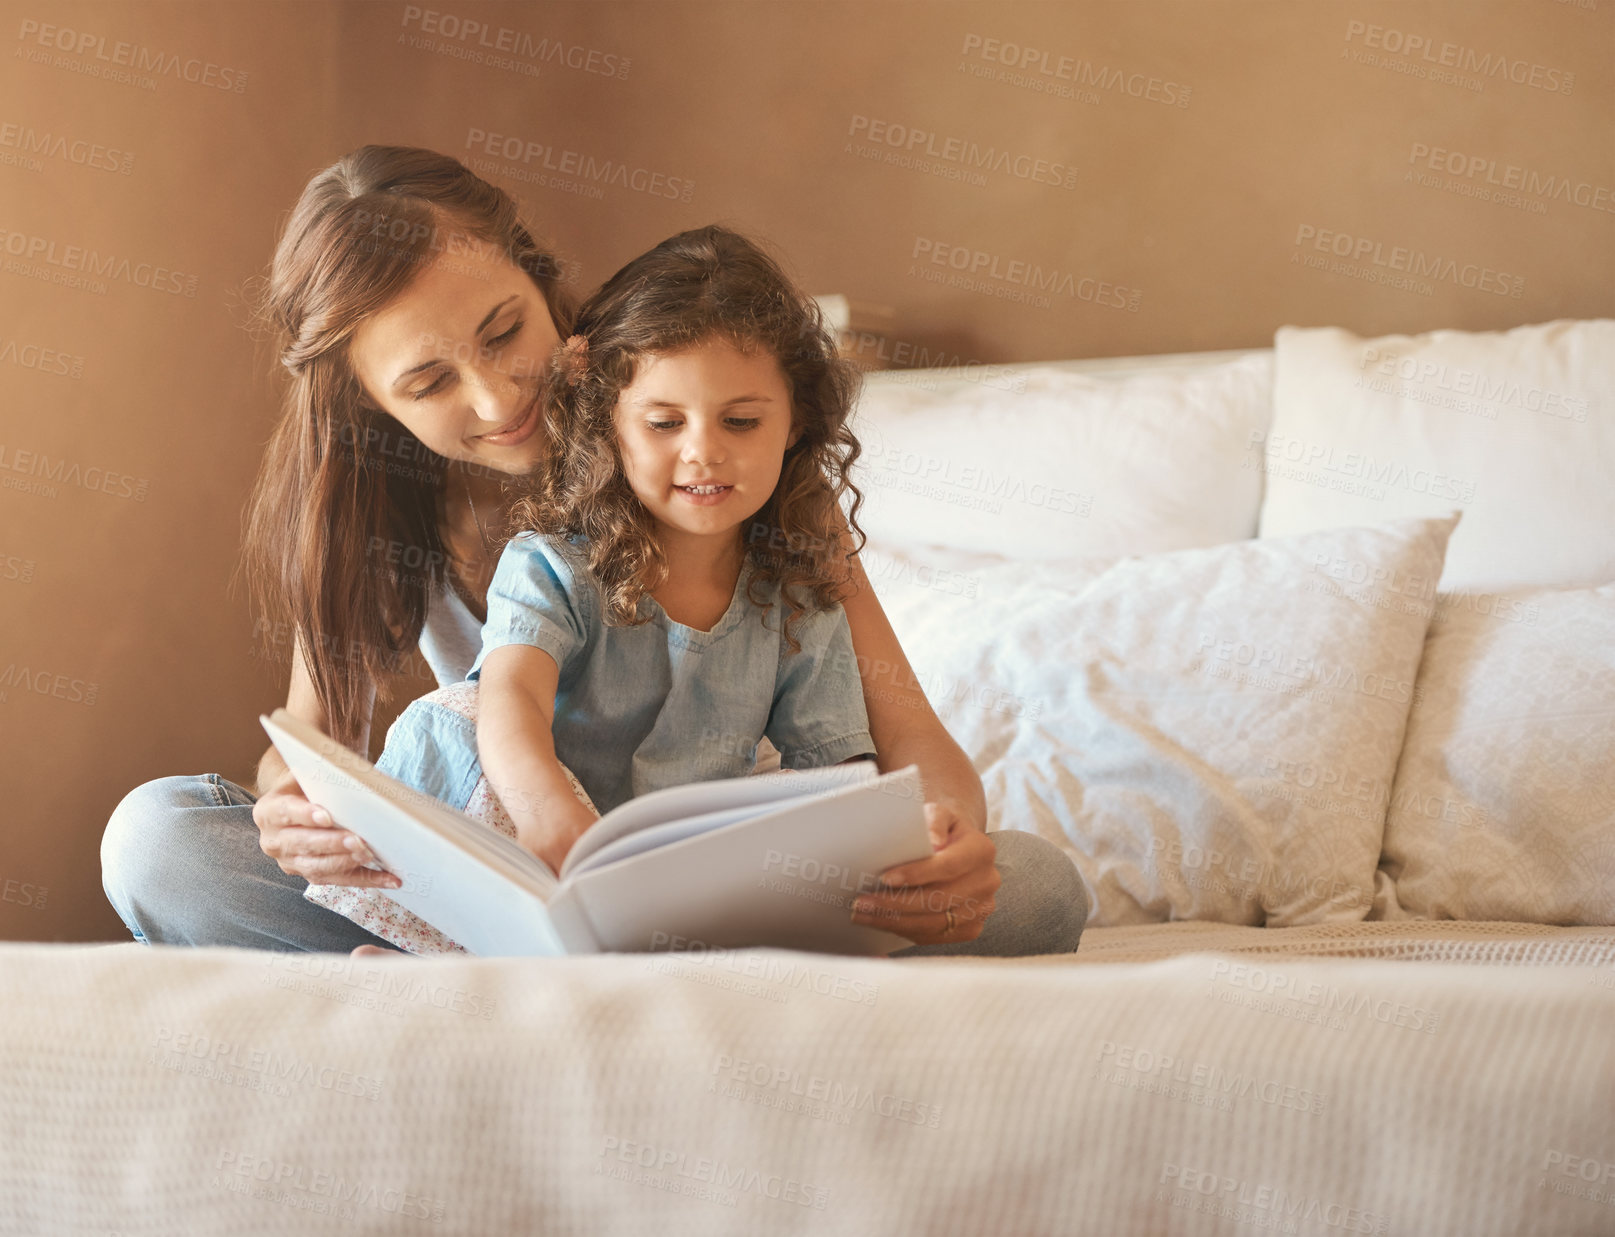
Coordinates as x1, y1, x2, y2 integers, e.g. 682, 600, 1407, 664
348, 236, 560, 478
614, 336, 801, 547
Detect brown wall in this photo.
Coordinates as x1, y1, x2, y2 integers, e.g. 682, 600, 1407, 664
2, 0, 1611, 941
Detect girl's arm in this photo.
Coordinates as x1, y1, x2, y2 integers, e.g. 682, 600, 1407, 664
476, 643, 600, 875
838, 552, 988, 832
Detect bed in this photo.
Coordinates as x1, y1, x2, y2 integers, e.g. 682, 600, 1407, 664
3, 320, 1612, 1235
4, 925, 1613, 1234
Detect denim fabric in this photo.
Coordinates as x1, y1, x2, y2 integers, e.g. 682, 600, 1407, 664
99, 774, 395, 951
434, 531, 875, 815
374, 699, 484, 810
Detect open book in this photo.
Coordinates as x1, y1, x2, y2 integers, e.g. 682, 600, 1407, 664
261, 709, 934, 957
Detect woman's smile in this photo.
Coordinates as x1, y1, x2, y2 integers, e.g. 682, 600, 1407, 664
476, 395, 541, 446
347, 238, 562, 476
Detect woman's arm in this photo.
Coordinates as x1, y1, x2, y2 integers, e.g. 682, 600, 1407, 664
839, 552, 988, 831
252, 634, 400, 889
476, 643, 600, 875
835, 547, 1000, 945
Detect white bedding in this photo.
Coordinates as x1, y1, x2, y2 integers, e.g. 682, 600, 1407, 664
3, 934, 1612, 1235
27, 334, 1611, 1234
1041, 918, 1615, 966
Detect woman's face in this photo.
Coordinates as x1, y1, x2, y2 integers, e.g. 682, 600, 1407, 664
348, 236, 560, 477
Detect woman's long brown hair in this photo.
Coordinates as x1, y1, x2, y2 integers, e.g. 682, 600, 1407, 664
235, 145, 571, 749
513, 225, 866, 654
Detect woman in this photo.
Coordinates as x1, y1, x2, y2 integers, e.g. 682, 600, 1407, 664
99, 145, 1088, 957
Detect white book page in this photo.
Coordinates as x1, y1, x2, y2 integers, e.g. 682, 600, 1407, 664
557, 765, 929, 956
567, 802, 777, 878
558, 761, 878, 880
262, 710, 558, 898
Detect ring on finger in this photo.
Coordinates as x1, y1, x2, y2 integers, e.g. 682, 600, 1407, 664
943, 908, 957, 935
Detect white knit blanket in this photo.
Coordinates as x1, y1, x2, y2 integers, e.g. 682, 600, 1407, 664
3, 930, 1613, 1235
1012, 919, 1615, 967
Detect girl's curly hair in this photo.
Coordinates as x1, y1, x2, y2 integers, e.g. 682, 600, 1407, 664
509, 225, 866, 653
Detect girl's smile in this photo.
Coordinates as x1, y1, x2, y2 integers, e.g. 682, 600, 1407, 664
674, 483, 733, 504
614, 337, 800, 543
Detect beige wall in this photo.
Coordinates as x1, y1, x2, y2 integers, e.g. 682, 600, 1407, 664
2, 0, 1610, 941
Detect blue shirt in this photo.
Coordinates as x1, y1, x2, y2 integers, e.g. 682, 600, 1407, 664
378, 531, 875, 817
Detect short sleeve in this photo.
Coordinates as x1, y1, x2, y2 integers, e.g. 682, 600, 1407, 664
765, 604, 877, 769
468, 533, 591, 682
375, 699, 483, 810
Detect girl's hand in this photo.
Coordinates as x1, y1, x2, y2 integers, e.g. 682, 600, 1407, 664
850, 800, 1000, 945
517, 798, 601, 879
253, 769, 402, 889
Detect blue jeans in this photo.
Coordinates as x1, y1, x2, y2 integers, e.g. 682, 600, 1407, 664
100, 774, 1089, 956
99, 774, 394, 952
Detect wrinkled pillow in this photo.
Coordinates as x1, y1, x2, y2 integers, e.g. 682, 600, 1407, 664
867, 514, 1459, 926
1373, 583, 1615, 924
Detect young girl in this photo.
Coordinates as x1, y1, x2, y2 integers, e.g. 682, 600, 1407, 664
307, 225, 879, 953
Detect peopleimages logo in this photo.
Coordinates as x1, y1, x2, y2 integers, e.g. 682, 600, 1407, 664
0, 663, 99, 705
400, 5, 630, 79
1159, 1163, 1390, 1233
0, 123, 134, 173
910, 237, 1142, 311
214, 1150, 446, 1222
0, 337, 84, 378
0, 443, 149, 501
0, 228, 197, 296
14, 18, 250, 91
1247, 428, 1478, 503
596, 1136, 829, 1210
1406, 142, 1615, 215
959, 34, 1192, 107
1095, 1042, 1328, 1115
465, 128, 693, 202
710, 1054, 944, 1129
1342, 20, 1575, 94
846, 115, 1078, 189
1207, 960, 1440, 1034
1292, 224, 1523, 298
1148, 836, 1370, 908
1357, 346, 1590, 422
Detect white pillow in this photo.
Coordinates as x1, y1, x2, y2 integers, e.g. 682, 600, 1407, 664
868, 514, 1459, 927
1258, 320, 1615, 592
849, 353, 1272, 561
1373, 583, 1615, 925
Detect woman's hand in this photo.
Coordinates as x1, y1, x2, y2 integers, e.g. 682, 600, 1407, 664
850, 800, 1000, 945
517, 797, 600, 879
253, 768, 402, 889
